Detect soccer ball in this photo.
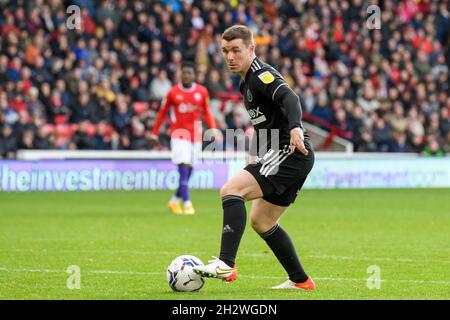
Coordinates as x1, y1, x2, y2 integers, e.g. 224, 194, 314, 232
166, 255, 205, 292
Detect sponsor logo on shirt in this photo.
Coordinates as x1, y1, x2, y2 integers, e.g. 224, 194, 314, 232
248, 106, 266, 125
178, 103, 197, 113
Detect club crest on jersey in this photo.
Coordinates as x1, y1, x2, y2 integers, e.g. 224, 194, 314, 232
194, 92, 202, 101
257, 71, 275, 84
246, 89, 253, 102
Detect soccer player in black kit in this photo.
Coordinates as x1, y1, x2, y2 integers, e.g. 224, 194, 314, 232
193, 25, 316, 290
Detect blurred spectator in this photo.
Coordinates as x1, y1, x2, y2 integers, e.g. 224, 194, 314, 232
149, 70, 172, 100
390, 131, 413, 153
70, 93, 96, 123
33, 126, 52, 149
372, 118, 393, 152
423, 139, 445, 157
46, 89, 71, 124
112, 95, 132, 133
443, 131, 450, 154
356, 128, 378, 152
130, 117, 151, 150
0, 125, 17, 158
311, 91, 333, 123
205, 69, 226, 95
71, 121, 96, 149
18, 129, 36, 150
408, 134, 425, 153
93, 121, 112, 150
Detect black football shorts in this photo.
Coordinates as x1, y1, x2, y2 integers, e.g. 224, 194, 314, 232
244, 139, 315, 206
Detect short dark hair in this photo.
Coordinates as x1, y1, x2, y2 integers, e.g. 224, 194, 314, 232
222, 25, 254, 46
181, 61, 196, 72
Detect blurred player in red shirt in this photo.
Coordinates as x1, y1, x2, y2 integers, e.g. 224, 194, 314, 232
150, 61, 218, 215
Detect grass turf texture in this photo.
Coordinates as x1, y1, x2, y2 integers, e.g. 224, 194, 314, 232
0, 189, 449, 300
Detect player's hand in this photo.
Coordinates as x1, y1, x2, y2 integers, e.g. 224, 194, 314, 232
149, 133, 159, 146
289, 127, 308, 156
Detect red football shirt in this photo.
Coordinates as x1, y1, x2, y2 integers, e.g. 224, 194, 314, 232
152, 83, 216, 142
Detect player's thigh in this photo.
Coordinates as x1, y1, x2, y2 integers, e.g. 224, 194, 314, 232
220, 169, 263, 201
249, 198, 287, 234
171, 139, 195, 165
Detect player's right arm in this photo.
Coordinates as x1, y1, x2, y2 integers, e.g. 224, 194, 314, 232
150, 91, 172, 143
252, 69, 308, 155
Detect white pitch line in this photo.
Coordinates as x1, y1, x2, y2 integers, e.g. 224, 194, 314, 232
0, 267, 161, 276
1, 266, 450, 285
89, 270, 161, 276
3, 248, 450, 265
244, 275, 450, 285
0, 248, 167, 256
305, 254, 450, 264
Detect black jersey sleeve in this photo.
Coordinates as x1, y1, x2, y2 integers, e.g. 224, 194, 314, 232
278, 88, 303, 130
252, 69, 303, 131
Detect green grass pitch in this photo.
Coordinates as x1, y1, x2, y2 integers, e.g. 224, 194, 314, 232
0, 189, 449, 300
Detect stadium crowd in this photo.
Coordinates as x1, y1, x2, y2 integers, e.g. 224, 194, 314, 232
0, 0, 449, 158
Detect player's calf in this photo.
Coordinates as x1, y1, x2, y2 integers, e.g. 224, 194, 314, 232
258, 224, 311, 285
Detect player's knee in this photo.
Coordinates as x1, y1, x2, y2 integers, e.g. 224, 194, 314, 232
250, 216, 268, 234
220, 183, 242, 198
250, 216, 261, 232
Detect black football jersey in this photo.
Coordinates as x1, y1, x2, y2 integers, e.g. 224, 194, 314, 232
240, 57, 306, 155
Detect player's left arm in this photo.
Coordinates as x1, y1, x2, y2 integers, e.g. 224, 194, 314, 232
253, 70, 308, 156
150, 93, 172, 144
201, 91, 216, 129
276, 86, 308, 156
201, 89, 223, 142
